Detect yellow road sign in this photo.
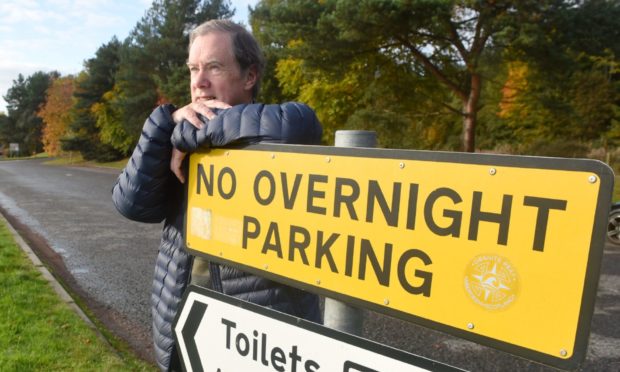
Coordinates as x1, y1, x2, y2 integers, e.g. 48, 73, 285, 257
185, 144, 613, 370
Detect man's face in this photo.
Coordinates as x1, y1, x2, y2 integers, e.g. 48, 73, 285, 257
188, 32, 255, 106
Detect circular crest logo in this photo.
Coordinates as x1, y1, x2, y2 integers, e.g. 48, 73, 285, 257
464, 255, 519, 311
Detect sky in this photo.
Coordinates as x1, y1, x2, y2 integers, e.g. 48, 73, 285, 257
0, 0, 259, 114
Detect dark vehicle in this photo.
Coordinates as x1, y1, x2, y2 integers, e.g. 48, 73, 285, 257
608, 202, 620, 245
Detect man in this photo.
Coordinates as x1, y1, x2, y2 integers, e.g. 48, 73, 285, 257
112, 19, 322, 371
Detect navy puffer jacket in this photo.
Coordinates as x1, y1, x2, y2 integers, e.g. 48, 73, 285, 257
171, 102, 322, 150
112, 103, 323, 371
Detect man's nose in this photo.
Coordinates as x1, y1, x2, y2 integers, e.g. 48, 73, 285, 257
195, 69, 211, 88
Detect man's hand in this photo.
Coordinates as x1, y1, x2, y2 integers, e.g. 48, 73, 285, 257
170, 100, 231, 183
170, 148, 188, 183
172, 100, 231, 127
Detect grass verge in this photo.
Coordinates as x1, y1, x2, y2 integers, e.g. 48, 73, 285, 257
0, 220, 153, 371
42, 153, 128, 170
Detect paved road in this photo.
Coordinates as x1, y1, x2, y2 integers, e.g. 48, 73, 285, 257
0, 158, 618, 371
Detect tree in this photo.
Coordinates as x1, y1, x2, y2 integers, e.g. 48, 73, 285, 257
38, 76, 76, 156
0, 113, 16, 155
91, 85, 135, 154
114, 0, 234, 147
251, 0, 565, 152
67, 38, 123, 161
495, 0, 620, 155
3, 71, 59, 155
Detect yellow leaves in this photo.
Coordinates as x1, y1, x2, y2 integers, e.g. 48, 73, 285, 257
498, 61, 529, 119
37, 77, 75, 156
287, 38, 305, 49
91, 85, 133, 153
276, 58, 368, 142
275, 40, 308, 95
275, 58, 306, 96
589, 49, 620, 75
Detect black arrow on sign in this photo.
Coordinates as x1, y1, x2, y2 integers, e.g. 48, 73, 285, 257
182, 301, 208, 372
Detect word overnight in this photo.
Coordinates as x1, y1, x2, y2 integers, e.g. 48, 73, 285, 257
197, 164, 567, 250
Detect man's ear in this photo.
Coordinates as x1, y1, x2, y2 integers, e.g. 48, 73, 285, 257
244, 65, 258, 92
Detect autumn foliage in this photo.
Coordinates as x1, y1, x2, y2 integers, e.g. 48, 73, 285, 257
37, 77, 75, 156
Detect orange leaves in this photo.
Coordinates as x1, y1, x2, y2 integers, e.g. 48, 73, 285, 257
498, 62, 529, 120
37, 77, 75, 156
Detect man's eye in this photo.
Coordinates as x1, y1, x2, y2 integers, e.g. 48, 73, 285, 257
209, 65, 222, 74
188, 66, 199, 72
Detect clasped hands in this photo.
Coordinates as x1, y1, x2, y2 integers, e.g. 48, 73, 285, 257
170, 100, 231, 183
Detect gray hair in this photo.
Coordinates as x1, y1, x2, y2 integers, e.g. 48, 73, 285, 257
189, 19, 265, 99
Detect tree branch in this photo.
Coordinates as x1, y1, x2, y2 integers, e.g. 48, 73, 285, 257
438, 101, 464, 116
446, 18, 469, 64
397, 36, 468, 102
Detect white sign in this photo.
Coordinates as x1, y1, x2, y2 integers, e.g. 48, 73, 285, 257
9, 143, 19, 156
174, 286, 463, 372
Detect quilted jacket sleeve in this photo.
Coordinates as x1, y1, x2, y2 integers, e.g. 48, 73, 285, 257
171, 102, 322, 151
112, 104, 177, 223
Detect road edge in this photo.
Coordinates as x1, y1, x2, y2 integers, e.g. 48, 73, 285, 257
0, 211, 101, 333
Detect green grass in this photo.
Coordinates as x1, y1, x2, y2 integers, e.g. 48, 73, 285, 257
0, 152, 49, 161
43, 153, 128, 170
0, 221, 154, 371
98, 158, 130, 169
41, 152, 81, 166
0, 151, 127, 170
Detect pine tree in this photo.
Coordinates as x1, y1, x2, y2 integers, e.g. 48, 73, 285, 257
66, 38, 122, 161
114, 0, 233, 146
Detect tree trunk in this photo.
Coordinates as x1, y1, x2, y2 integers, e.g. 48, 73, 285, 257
463, 73, 482, 153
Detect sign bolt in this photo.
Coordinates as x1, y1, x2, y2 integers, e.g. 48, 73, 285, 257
383, 299, 390, 305
489, 168, 497, 175
270, 153, 276, 159
225, 151, 230, 156
326, 156, 331, 163
399, 162, 405, 169
467, 323, 475, 330
560, 349, 567, 357
588, 175, 597, 183
316, 279, 321, 285
264, 264, 269, 270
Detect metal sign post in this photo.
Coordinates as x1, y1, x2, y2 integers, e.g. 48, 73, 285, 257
324, 130, 377, 337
